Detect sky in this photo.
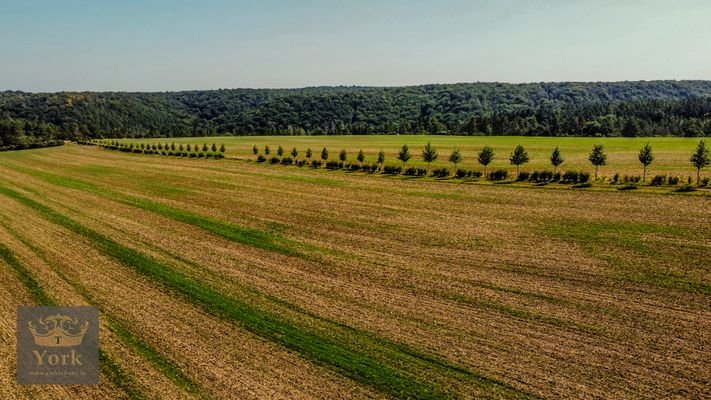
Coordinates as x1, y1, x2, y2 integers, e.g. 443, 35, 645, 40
1, 0, 710, 92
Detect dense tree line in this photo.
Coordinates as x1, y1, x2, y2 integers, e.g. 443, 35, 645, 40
2, 81, 711, 148
0, 117, 64, 150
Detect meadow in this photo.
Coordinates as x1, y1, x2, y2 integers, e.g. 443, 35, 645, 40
0, 143, 709, 399
123, 135, 707, 177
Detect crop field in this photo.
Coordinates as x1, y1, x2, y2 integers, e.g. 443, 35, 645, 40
0, 143, 709, 399
125, 135, 706, 177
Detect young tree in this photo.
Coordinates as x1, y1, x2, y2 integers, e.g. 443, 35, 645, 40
588, 144, 607, 180
202, 143, 208, 152
397, 144, 411, 167
212, 143, 217, 152
219, 144, 225, 153
377, 150, 385, 167
277, 145, 284, 157
509, 144, 530, 176
448, 148, 462, 170
321, 147, 329, 161
252, 144, 258, 155
339, 149, 347, 165
690, 139, 710, 185
422, 142, 438, 170
550, 147, 564, 173
305, 147, 313, 160
638, 143, 654, 182
264, 145, 271, 155
179, 144, 184, 151
477, 146, 495, 176
171, 142, 176, 151
357, 149, 365, 166
186, 144, 192, 152
291, 147, 298, 158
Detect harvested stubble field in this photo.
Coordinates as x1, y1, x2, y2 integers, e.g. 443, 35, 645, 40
127, 135, 706, 177
0, 143, 709, 399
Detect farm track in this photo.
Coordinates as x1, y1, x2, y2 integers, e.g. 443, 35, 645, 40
0, 144, 709, 399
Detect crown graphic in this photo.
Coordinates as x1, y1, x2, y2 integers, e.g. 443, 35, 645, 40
27, 314, 89, 347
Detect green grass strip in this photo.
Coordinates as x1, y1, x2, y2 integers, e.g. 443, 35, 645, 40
0, 222, 208, 399
545, 220, 711, 295
99, 351, 147, 400
262, 290, 536, 390
8, 164, 327, 259
0, 184, 536, 400
0, 243, 145, 399
0, 217, 210, 399
0, 243, 54, 306
121, 196, 304, 257
143, 238, 533, 398
106, 319, 207, 399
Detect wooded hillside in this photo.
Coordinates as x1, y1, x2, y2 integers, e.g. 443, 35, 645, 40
2, 81, 711, 149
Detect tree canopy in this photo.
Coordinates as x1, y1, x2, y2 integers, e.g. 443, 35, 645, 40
422, 142, 438, 167
2, 81, 711, 149
509, 145, 530, 175
477, 146, 495, 175
690, 140, 710, 184
550, 147, 564, 171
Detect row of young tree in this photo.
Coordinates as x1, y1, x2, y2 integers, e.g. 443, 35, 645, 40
87, 140, 226, 158
252, 140, 711, 186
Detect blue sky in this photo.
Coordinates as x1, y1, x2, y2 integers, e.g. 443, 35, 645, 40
1, 0, 710, 91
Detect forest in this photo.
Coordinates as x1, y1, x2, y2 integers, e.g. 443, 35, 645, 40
2, 80, 711, 150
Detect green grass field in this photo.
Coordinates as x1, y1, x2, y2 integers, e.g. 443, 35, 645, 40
119, 135, 706, 178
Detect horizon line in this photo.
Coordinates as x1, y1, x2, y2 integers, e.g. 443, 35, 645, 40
3, 78, 711, 95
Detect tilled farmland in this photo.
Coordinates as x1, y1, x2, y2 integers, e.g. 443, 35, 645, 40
0, 144, 709, 399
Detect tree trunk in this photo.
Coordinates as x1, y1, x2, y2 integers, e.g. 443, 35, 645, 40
643, 165, 647, 182
595, 165, 599, 180
698, 168, 701, 185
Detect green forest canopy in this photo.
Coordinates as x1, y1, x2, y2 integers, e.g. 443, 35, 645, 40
2, 80, 711, 150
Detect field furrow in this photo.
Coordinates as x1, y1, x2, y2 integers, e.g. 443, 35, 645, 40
0, 144, 708, 399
